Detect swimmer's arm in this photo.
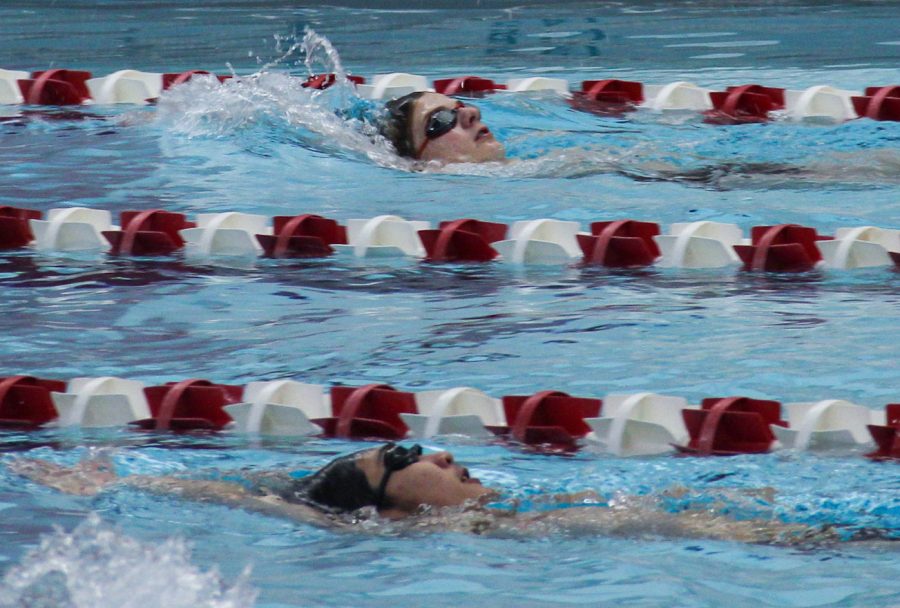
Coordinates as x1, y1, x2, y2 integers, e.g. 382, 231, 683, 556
529, 504, 826, 545
7, 458, 332, 526
126, 475, 334, 526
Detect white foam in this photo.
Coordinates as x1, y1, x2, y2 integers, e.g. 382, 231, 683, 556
154, 28, 412, 172
0, 514, 257, 608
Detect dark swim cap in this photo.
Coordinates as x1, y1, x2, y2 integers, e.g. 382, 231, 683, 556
378, 91, 426, 159
290, 450, 379, 513
288, 443, 423, 514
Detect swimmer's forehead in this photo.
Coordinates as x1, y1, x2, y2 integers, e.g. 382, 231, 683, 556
409, 93, 458, 147
414, 92, 458, 117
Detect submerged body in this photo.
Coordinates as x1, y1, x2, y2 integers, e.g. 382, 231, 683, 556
7, 446, 864, 546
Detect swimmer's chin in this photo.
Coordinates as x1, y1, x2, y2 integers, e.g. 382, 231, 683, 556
419, 157, 510, 173
417, 144, 508, 168
379, 149, 508, 173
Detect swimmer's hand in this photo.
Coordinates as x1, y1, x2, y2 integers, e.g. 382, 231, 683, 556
8, 457, 117, 496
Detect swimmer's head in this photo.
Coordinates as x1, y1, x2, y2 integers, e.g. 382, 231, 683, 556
379, 92, 505, 164
295, 443, 495, 518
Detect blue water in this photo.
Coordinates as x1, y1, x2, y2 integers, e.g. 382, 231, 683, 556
1, 1, 899, 607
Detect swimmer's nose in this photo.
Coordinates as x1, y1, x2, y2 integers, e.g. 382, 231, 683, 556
424, 451, 455, 468
459, 105, 480, 129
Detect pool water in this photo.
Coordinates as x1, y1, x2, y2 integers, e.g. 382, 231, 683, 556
1, 1, 899, 607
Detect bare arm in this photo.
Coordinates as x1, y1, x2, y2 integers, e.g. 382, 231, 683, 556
7, 457, 334, 527
527, 500, 834, 545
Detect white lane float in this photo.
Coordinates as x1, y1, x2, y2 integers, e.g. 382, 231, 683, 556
402, 387, 505, 438
86, 69, 163, 104
585, 392, 691, 456
0, 69, 28, 104
772, 399, 882, 451
356, 73, 432, 100
224, 380, 326, 435
180, 212, 270, 257
51, 376, 151, 427
816, 226, 899, 269
653, 221, 744, 268
332, 215, 430, 258
492, 219, 582, 264
505, 77, 569, 95
642, 81, 713, 112
784, 85, 859, 122
29, 207, 116, 251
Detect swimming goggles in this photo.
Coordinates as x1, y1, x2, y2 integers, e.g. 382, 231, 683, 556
374, 442, 422, 508
416, 102, 464, 158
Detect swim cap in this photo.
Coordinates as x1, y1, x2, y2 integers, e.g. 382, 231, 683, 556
289, 452, 379, 513
378, 91, 426, 158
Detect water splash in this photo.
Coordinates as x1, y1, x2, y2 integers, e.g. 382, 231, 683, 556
152, 30, 900, 184
0, 514, 257, 608
154, 29, 410, 171
300, 28, 348, 86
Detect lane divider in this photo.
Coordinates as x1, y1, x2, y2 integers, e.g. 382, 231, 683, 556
1, 373, 896, 459
585, 392, 690, 457
677, 397, 786, 456
868, 404, 900, 460
577, 219, 661, 267
0, 206, 41, 250
403, 386, 504, 439
258, 214, 347, 259
3, 205, 899, 271
224, 380, 326, 436
129, 379, 241, 431
420, 219, 506, 263
734, 224, 823, 273
2, 66, 899, 122
104, 210, 193, 256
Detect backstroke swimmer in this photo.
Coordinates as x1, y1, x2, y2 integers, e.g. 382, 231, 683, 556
7, 443, 891, 545
373, 90, 862, 188
375, 90, 795, 185
378, 92, 506, 164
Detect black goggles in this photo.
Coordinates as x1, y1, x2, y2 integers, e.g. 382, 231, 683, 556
375, 442, 422, 508
425, 102, 464, 140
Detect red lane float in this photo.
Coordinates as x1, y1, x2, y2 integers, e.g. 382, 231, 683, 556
866, 403, 900, 460
130, 379, 241, 431
678, 396, 786, 456
0, 375, 65, 428
303, 73, 366, 90
315, 384, 417, 440
161, 70, 228, 90
18, 69, 93, 105
103, 210, 193, 256
571, 79, 643, 114
734, 224, 825, 272
5, 65, 900, 125
577, 220, 661, 267
419, 219, 507, 262
0, 206, 41, 249
705, 84, 785, 124
851, 86, 900, 122
1, 205, 898, 273
434, 76, 503, 96
257, 214, 347, 258
499, 390, 601, 448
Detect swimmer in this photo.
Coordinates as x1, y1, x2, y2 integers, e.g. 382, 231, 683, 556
379, 92, 505, 164
6, 444, 885, 545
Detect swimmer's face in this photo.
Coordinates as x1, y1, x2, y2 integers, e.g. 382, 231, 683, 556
409, 92, 506, 164
355, 444, 495, 517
